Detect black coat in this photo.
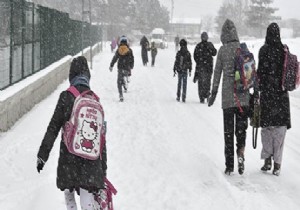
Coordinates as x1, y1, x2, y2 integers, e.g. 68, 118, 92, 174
140, 36, 149, 63
37, 85, 107, 192
173, 46, 192, 74
193, 41, 217, 73
110, 44, 134, 72
257, 23, 291, 129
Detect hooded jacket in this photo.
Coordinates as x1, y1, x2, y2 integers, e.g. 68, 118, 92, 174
173, 45, 192, 74
37, 58, 107, 192
257, 23, 291, 129
110, 43, 134, 71
193, 35, 217, 71
211, 19, 249, 109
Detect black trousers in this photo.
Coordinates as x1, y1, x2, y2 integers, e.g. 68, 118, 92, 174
197, 70, 212, 100
151, 54, 156, 66
223, 107, 248, 169
117, 69, 129, 97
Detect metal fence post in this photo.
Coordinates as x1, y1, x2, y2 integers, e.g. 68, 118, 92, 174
89, 0, 92, 69
21, 0, 25, 78
9, 0, 13, 86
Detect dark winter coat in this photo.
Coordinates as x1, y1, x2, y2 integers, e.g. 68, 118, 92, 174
151, 46, 158, 58
110, 43, 134, 72
173, 46, 192, 74
174, 36, 180, 45
140, 36, 149, 64
257, 23, 291, 129
211, 19, 250, 109
193, 41, 217, 73
37, 72, 107, 192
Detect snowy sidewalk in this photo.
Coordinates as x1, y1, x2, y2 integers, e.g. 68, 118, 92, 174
1, 42, 300, 210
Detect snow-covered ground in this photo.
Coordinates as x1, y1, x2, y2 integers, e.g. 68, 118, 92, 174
1, 38, 300, 210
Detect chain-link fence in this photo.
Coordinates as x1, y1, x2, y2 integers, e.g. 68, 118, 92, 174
0, 0, 102, 90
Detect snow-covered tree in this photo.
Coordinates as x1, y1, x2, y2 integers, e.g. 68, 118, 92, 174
246, 0, 280, 37
215, 0, 249, 36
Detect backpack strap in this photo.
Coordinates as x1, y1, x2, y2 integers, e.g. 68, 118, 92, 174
67, 86, 81, 97
233, 82, 244, 113
282, 45, 289, 90
81, 90, 100, 101
67, 86, 100, 101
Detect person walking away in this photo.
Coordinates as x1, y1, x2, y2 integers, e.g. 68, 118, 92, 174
110, 37, 117, 53
36, 56, 107, 210
208, 19, 249, 175
174, 35, 180, 52
257, 23, 291, 176
193, 32, 217, 103
150, 41, 158, 67
140, 35, 149, 66
173, 39, 192, 103
109, 35, 134, 102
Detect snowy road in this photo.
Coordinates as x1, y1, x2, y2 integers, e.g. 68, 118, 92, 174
1, 40, 300, 210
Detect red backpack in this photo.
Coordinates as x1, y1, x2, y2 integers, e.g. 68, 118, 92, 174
282, 45, 300, 91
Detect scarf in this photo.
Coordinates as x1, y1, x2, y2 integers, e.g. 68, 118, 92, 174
70, 75, 90, 88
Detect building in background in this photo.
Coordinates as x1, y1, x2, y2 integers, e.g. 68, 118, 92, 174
169, 18, 202, 43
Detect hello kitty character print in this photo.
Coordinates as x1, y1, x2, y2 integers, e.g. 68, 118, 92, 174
80, 120, 98, 153
63, 86, 105, 160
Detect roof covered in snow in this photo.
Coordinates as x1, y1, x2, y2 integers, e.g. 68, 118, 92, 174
171, 18, 202, 25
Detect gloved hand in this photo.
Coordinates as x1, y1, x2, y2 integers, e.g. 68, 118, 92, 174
189, 71, 191, 77
109, 66, 113, 72
193, 72, 198, 83
208, 90, 217, 107
173, 72, 176, 77
37, 157, 45, 173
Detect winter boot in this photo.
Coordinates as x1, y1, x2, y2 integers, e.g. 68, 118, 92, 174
236, 147, 245, 175
261, 157, 272, 171
224, 167, 233, 175
200, 97, 204, 103
119, 95, 124, 102
176, 97, 180, 102
123, 81, 128, 92
237, 156, 245, 175
273, 163, 281, 176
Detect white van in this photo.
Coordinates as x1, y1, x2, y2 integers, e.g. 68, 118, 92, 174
150, 28, 168, 49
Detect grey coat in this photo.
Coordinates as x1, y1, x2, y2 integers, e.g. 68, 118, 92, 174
211, 19, 250, 109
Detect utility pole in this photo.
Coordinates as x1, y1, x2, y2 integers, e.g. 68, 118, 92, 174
170, 0, 174, 23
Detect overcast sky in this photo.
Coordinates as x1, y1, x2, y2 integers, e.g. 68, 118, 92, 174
159, 0, 300, 20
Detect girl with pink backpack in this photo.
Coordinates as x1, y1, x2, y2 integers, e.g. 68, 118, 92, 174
36, 56, 110, 209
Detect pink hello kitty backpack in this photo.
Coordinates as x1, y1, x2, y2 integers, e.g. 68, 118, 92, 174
63, 86, 106, 160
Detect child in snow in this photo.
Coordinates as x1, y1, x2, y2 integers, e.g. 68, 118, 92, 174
173, 39, 192, 102
109, 35, 134, 102
36, 56, 107, 210
150, 41, 157, 67
140, 35, 149, 66
257, 23, 291, 176
208, 19, 249, 175
110, 37, 117, 53
193, 32, 217, 103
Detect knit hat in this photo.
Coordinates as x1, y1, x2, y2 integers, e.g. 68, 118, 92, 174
69, 56, 90, 83
120, 35, 127, 44
179, 39, 187, 47
201, 32, 208, 41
